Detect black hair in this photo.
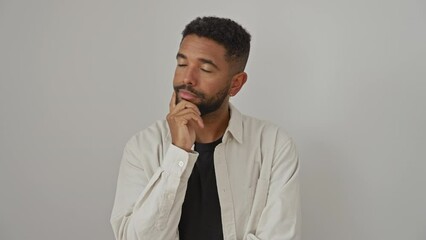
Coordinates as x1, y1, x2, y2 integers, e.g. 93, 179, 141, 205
182, 16, 251, 72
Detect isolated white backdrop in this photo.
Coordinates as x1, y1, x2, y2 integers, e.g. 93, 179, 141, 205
1, 0, 425, 239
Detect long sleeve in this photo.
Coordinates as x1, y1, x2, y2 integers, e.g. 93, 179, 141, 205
110, 135, 198, 240
248, 137, 302, 240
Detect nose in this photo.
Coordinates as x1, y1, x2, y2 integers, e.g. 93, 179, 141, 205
183, 66, 198, 86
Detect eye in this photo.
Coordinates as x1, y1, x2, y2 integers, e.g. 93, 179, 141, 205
201, 68, 212, 73
177, 64, 187, 67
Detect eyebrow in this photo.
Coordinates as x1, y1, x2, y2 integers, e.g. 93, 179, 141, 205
176, 53, 220, 70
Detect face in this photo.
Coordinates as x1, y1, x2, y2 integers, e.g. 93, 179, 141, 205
173, 35, 234, 116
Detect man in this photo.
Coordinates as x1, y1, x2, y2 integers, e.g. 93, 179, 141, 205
111, 16, 301, 240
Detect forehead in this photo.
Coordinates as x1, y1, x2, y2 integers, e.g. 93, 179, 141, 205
178, 35, 227, 63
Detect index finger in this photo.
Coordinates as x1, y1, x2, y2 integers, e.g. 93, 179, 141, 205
169, 91, 177, 111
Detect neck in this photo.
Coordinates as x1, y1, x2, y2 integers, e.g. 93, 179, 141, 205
194, 102, 230, 143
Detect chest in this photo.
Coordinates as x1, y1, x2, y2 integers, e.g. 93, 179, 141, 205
213, 141, 273, 239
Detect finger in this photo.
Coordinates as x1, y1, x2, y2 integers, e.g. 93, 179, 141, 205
175, 111, 204, 128
173, 108, 200, 117
169, 91, 177, 111
172, 100, 201, 115
174, 109, 202, 122
167, 108, 200, 123
186, 115, 205, 129
188, 118, 204, 129
192, 116, 204, 128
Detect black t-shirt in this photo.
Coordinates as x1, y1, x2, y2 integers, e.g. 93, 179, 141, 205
178, 137, 224, 240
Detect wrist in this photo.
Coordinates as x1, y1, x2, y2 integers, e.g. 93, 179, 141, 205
172, 142, 193, 152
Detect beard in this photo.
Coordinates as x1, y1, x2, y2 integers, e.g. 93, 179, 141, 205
174, 83, 230, 116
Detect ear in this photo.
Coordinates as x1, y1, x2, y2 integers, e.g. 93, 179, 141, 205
229, 72, 248, 97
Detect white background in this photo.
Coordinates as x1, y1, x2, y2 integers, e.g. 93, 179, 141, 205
1, 0, 425, 239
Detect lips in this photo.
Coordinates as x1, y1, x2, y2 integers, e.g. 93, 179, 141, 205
179, 90, 198, 101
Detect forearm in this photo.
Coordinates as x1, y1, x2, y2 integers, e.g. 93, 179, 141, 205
111, 143, 198, 240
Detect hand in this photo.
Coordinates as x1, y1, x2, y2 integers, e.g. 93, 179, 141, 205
166, 92, 204, 152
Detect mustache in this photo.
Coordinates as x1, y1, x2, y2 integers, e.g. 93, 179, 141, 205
173, 84, 205, 98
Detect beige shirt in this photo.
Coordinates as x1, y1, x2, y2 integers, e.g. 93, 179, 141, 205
110, 104, 301, 240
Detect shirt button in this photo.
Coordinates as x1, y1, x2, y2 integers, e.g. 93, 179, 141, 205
178, 161, 184, 167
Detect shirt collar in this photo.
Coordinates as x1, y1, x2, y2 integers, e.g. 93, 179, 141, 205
223, 103, 243, 144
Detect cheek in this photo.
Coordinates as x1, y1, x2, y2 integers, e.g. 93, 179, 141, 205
173, 67, 190, 81
173, 69, 181, 83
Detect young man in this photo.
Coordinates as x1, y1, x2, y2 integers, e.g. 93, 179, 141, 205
111, 16, 301, 240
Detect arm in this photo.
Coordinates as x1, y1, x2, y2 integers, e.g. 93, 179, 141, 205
110, 136, 198, 240
111, 93, 203, 240
249, 137, 302, 240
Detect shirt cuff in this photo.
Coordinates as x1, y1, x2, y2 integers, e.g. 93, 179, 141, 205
162, 144, 199, 179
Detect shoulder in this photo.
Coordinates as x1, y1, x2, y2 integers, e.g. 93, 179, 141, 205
240, 113, 292, 145
124, 120, 170, 154
238, 113, 298, 173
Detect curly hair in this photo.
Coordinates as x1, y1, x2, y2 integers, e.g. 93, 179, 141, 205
182, 16, 251, 72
